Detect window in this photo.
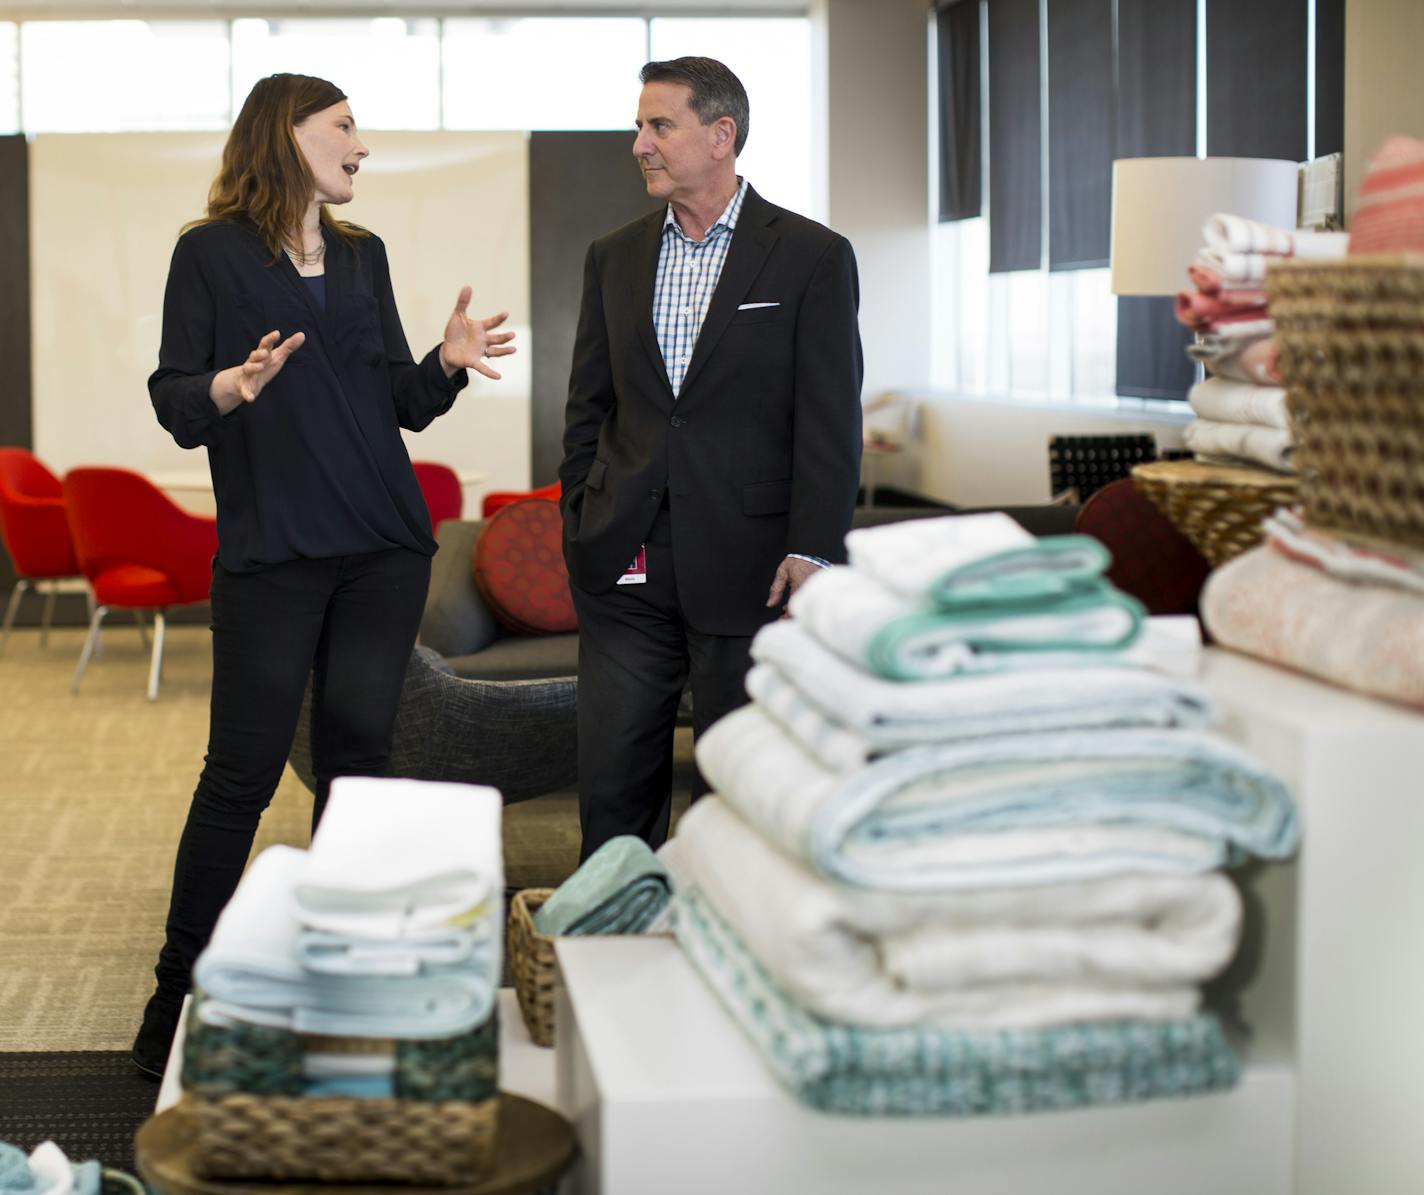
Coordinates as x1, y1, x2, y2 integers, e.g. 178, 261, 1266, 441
442, 18, 646, 131
0, 24, 17, 134
20, 21, 229, 133
232, 18, 441, 131
649, 18, 815, 219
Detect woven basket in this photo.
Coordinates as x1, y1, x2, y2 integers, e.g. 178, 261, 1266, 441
1131, 461, 1299, 566
182, 1002, 499, 1184
509, 888, 558, 1048
1267, 256, 1424, 550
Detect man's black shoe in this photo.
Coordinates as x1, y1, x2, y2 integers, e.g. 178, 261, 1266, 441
131, 993, 183, 1081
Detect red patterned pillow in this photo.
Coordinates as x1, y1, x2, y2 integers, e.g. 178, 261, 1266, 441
472, 499, 577, 635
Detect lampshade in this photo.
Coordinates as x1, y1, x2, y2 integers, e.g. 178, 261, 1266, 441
1110, 157, 1300, 295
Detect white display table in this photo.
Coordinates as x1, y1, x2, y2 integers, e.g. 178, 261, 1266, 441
552, 648, 1424, 1194
552, 936, 1292, 1195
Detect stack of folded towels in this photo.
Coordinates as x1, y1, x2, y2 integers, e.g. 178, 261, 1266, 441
670, 513, 1299, 1116
532, 835, 672, 937
1175, 213, 1349, 474
188, 776, 503, 1098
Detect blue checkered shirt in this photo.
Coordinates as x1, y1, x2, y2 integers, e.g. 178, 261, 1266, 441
650, 178, 827, 572
653, 177, 747, 398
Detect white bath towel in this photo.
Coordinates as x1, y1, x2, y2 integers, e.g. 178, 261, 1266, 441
1188, 378, 1290, 430
674, 799, 1238, 1030
295, 776, 504, 940
1203, 214, 1349, 260
1184, 418, 1294, 473
843, 511, 1035, 600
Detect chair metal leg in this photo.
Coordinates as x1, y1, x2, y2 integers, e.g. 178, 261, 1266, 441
132, 608, 150, 650
0, 578, 31, 657
40, 583, 57, 648
147, 610, 167, 702
72, 605, 109, 694
85, 586, 102, 660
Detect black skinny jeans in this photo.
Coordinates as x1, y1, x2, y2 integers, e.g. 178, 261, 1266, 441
151, 547, 430, 1004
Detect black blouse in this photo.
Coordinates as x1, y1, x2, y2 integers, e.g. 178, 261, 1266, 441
149, 220, 468, 573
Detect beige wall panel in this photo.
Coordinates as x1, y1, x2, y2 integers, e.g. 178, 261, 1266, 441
1343, 0, 1424, 224
31, 130, 531, 504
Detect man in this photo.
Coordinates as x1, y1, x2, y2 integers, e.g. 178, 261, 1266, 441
559, 56, 863, 857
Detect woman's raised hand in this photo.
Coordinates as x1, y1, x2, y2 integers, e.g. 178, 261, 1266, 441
210, 330, 306, 414
439, 286, 516, 380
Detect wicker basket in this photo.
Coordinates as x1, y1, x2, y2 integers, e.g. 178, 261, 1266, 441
1131, 461, 1299, 566
508, 888, 558, 1048
1267, 256, 1424, 550
181, 1002, 499, 1184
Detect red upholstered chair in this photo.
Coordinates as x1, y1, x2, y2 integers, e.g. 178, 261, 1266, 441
63, 467, 218, 700
411, 460, 464, 530
0, 447, 86, 654
480, 480, 561, 519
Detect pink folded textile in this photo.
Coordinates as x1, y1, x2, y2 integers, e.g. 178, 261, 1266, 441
1187, 262, 1271, 296
1174, 289, 1269, 332
1195, 336, 1280, 385
1349, 135, 1424, 256
1202, 544, 1424, 710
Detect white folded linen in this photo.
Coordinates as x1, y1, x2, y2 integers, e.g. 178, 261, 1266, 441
675, 799, 1239, 1030
842, 511, 1034, 600
695, 704, 1297, 891
1263, 508, 1424, 595
747, 619, 1215, 769
789, 565, 1198, 680
1188, 378, 1290, 430
1203, 214, 1349, 259
295, 776, 503, 939
193, 846, 497, 1038
1184, 418, 1294, 473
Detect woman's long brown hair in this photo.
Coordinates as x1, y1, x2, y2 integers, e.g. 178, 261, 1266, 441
188, 73, 368, 258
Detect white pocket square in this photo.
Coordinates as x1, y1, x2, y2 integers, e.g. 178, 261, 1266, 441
737, 302, 781, 310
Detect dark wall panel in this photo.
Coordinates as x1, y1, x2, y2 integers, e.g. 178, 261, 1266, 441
529, 132, 657, 487
987, 0, 1042, 273
1047, 0, 1113, 270
0, 135, 32, 601
936, 0, 982, 222
1207, 0, 1308, 160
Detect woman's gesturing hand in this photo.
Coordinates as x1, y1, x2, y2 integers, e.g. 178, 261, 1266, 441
439, 286, 517, 380
209, 329, 306, 414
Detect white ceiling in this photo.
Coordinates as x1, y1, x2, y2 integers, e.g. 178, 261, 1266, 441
0, 0, 807, 15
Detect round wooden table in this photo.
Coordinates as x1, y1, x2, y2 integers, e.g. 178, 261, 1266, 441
135, 1093, 577, 1195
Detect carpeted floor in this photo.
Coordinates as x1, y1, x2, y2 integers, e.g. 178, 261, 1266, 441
0, 624, 689, 1158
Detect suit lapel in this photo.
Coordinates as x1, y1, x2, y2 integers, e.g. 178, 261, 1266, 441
627, 213, 673, 397
677, 187, 778, 399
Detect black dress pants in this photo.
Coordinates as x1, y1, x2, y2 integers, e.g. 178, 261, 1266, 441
150, 547, 429, 1003
570, 506, 758, 860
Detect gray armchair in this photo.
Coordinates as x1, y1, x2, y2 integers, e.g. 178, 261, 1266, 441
289, 646, 577, 803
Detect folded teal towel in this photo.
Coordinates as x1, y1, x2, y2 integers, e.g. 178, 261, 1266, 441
675, 890, 1240, 1117
927, 535, 1114, 609
0, 1144, 100, 1195
534, 835, 671, 936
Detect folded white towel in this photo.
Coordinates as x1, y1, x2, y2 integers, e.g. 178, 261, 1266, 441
675, 799, 1238, 1030
1203, 214, 1349, 260
296, 776, 503, 940
1188, 378, 1290, 430
1184, 418, 1294, 473
843, 512, 1034, 601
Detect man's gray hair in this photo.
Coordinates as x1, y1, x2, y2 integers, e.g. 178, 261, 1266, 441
640, 56, 749, 156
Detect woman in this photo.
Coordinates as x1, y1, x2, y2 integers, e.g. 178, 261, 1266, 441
133, 73, 514, 1077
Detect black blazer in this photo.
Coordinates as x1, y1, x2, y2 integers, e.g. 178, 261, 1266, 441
149, 221, 466, 573
558, 186, 864, 636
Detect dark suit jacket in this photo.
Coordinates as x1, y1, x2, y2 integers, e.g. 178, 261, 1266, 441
558, 186, 864, 637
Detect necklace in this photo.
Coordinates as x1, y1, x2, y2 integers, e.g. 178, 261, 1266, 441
284, 238, 326, 268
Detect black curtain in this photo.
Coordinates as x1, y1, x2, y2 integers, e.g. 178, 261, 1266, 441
1206, 0, 1308, 160
1114, 0, 1198, 402
988, 0, 1042, 272
1315, 0, 1345, 158
1047, 0, 1113, 270
0, 136, 31, 602
937, 0, 983, 222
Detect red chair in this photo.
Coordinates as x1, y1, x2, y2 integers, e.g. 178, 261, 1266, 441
480, 480, 561, 519
0, 447, 86, 654
412, 460, 464, 530
63, 467, 218, 700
